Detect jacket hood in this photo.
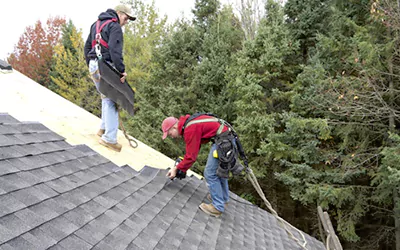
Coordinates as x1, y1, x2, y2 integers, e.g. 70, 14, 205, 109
98, 9, 119, 22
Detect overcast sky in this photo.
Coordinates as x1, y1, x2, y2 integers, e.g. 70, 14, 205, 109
0, 0, 233, 60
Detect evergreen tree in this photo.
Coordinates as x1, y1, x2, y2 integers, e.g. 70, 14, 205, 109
119, 0, 170, 139
125, 0, 245, 169
190, 5, 245, 121
50, 20, 100, 116
128, 19, 203, 158
284, 0, 331, 63
226, 0, 307, 221
123, 0, 169, 85
192, 0, 220, 29
276, 0, 400, 248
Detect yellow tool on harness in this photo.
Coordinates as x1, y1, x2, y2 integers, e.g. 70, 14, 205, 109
213, 149, 218, 158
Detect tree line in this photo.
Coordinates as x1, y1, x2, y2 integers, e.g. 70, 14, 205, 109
8, 0, 400, 249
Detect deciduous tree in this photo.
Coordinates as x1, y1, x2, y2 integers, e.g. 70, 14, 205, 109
8, 17, 65, 87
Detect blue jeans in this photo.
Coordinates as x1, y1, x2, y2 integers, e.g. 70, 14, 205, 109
89, 60, 119, 144
204, 144, 229, 212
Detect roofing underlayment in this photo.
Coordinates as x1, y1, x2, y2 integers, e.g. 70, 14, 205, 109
0, 69, 326, 249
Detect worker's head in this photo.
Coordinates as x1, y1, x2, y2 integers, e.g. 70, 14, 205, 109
162, 117, 179, 140
115, 5, 136, 27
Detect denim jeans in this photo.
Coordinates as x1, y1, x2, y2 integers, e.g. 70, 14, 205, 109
89, 60, 119, 144
204, 143, 229, 212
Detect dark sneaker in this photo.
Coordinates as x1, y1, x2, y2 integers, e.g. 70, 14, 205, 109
199, 203, 222, 217
99, 139, 122, 152
97, 129, 105, 137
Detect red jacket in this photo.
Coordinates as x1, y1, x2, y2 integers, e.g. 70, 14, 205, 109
176, 114, 229, 172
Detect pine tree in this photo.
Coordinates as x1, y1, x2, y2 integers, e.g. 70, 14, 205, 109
277, 0, 400, 247
50, 20, 100, 116
190, 5, 245, 121
128, 19, 203, 157
192, 0, 220, 29
225, 0, 308, 220
284, 0, 331, 63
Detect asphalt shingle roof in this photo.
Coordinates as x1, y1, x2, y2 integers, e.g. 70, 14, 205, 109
0, 113, 325, 250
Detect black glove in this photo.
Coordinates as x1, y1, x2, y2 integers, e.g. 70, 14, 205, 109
175, 169, 186, 180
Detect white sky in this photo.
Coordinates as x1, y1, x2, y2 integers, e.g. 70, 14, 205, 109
0, 0, 233, 61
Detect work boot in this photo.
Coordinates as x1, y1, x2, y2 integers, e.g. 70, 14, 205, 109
97, 129, 105, 137
207, 194, 229, 207
199, 203, 222, 217
99, 138, 122, 152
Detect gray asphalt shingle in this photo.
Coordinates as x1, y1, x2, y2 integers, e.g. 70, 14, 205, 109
0, 114, 325, 250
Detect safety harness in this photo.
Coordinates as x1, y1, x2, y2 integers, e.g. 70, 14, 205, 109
182, 113, 245, 178
92, 18, 118, 59
91, 17, 138, 148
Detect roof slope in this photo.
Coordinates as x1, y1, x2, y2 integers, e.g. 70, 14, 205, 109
0, 114, 325, 250
0, 70, 175, 171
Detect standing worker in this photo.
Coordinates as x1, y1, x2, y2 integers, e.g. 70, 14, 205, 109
84, 5, 135, 152
162, 113, 244, 217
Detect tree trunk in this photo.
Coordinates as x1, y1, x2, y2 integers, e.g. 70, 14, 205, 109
388, 23, 400, 249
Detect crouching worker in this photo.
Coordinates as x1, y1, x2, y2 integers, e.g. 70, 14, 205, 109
162, 113, 244, 217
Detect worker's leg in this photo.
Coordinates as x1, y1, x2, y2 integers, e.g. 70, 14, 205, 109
204, 144, 226, 212
101, 98, 118, 144
220, 174, 229, 204
89, 59, 105, 131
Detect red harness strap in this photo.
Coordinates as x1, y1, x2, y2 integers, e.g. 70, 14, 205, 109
91, 18, 118, 49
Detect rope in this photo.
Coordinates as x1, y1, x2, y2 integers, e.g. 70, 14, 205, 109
245, 168, 309, 250
118, 110, 138, 148
326, 234, 331, 250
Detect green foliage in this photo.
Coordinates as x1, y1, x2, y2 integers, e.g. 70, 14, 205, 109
128, 1, 246, 165
192, 0, 220, 29
26, 0, 400, 248
285, 0, 331, 62
190, 5, 245, 120
281, 0, 399, 247
50, 20, 100, 116
373, 133, 400, 206
126, 19, 201, 156
123, 0, 169, 85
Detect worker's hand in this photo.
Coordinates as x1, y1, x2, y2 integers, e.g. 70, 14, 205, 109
167, 166, 178, 180
120, 72, 127, 83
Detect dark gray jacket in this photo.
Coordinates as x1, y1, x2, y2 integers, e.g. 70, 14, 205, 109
84, 9, 125, 73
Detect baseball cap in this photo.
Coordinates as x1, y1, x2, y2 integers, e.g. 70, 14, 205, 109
115, 5, 136, 21
162, 117, 178, 140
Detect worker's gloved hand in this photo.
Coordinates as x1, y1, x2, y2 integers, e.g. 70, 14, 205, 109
175, 169, 186, 180
166, 166, 178, 179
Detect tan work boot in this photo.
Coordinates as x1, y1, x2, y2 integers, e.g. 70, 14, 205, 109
97, 129, 105, 137
199, 203, 222, 217
99, 138, 122, 152
207, 194, 228, 207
